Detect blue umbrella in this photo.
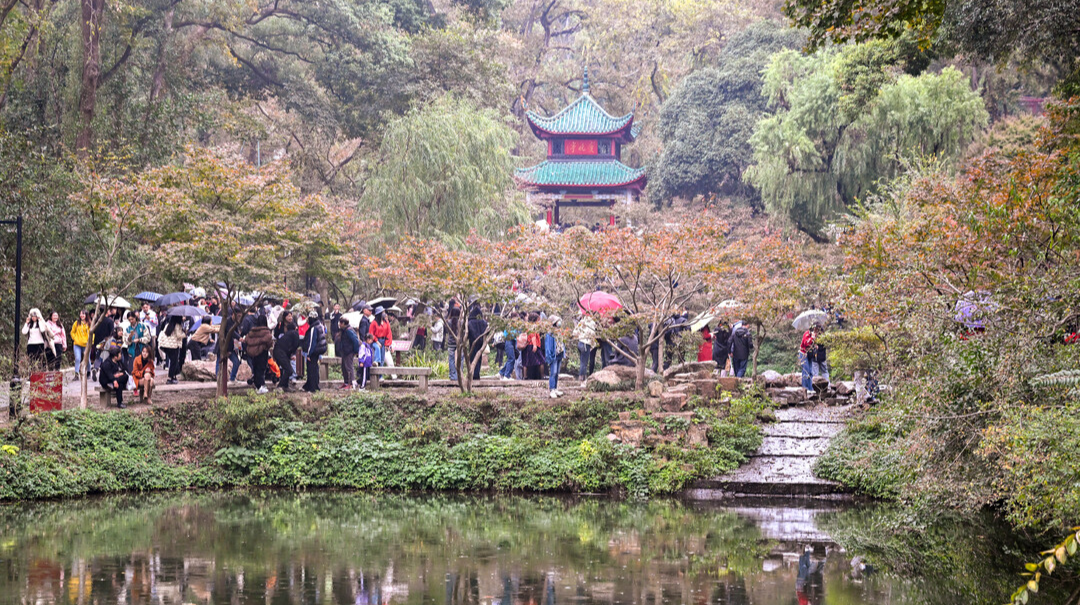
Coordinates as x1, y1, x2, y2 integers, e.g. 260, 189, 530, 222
210, 315, 223, 326
158, 292, 192, 306
134, 291, 162, 303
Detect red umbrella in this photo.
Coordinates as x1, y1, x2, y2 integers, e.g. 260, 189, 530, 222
579, 291, 623, 314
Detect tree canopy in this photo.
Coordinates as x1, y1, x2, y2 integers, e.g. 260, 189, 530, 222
744, 45, 987, 239
649, 21, 806, 207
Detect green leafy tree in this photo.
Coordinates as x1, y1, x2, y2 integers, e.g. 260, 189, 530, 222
365, 96, 527, 244
782, 0, 1080, 82
649, 21, 806, 207
744, 46, 987, 240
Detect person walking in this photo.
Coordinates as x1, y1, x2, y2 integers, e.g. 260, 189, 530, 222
499, 326, 518, 381
46, 311, 67, 371
729, 321, 753, 378
798, 326, 816, 393
71, 310, 91, 381
301, 311, 326, 393
98, 347, 128, 409
337, 316, 360, 389
466, 306, 488, 380
544, 315, 565, 399
697, 325, 713, 362
712, 321, 731, 376
244, 315, 274, 394
158, 315, 186, 385
273, 318, 300, 391
572, 313, 597, 387
810, 325, 830, 386
131, 346, 156, 405
430, 316, 445, 351
22, 308, 55, 369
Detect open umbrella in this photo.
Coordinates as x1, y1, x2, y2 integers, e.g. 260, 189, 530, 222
134, 291, 162, 303
166, 305, 207, 318
368, 296, 397, 309
792, 309, 829, 332
716, 299, 742, 309
157, 292, 192, 306
341, 311, 364, 329
689, 312, 715, 333
85, 294, 132, 309
237, 295, 256, 306
579, 291, 623, 314
351, 300, 369, 311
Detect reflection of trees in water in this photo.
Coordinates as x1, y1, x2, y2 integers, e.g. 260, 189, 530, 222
0, 493, 922, 605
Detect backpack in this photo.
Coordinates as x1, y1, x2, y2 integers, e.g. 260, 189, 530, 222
312, 325, 328, 356
516, 332, 529, 350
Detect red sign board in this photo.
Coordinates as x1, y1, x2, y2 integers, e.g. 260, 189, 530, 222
564, 139, 598, 155
27, 371, 63, 413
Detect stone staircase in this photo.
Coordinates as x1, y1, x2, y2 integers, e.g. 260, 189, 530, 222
688, 403, 852, 499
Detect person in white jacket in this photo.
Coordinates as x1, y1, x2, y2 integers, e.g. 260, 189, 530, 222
22, 308, 55, 369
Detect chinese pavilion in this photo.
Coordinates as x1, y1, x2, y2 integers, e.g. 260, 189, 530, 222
515, 71, 646, 227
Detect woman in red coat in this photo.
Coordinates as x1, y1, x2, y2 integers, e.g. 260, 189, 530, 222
697, 325, 714, 362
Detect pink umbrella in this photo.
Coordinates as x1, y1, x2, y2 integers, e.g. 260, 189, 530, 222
579, 291, 623, 314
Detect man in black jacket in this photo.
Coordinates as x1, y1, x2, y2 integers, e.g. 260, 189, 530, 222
98, 347, 128, 408
90, 308, 115, 381
728, 322, 753, 378
273, 321, 301, 391
301, 313, 326, 392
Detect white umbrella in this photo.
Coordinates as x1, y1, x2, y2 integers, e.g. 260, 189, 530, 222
792, 309, 829, 332
86, 294, 132, 309
341, 311, 364, 329
689, 312, 715, 333
716, 299, 742, 309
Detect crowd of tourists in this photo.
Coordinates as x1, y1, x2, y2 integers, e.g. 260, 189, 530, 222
22, 289, 835, 406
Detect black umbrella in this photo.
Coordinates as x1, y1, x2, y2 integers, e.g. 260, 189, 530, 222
158, 292, 192, 306
166, 305, 207, 318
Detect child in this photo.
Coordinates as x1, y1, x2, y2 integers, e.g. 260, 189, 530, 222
357, 333, 375, 390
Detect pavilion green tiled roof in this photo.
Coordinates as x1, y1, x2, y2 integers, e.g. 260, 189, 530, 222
515, 160, 646, 188
526, 94, 635, 137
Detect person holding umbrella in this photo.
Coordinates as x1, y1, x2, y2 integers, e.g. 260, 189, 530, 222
712, 321, 731, 375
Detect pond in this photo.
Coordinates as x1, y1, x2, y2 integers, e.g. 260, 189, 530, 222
0, 492, 1043, 605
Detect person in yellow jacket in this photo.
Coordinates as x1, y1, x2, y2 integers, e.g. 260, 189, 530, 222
70, 310, 91, 381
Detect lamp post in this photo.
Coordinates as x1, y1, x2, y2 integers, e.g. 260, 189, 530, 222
2, 216, 22, 417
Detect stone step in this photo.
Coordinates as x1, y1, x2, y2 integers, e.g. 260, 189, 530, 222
763, 422, 843, 438
755, 436, 831, 457
774, 405, 855, 423
691, 455, 844, 497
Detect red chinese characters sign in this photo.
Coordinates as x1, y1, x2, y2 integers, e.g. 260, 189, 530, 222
564, 139, 598, 155
27, 371, 63, 412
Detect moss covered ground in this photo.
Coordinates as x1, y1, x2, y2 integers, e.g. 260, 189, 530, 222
0, 390, 768, 501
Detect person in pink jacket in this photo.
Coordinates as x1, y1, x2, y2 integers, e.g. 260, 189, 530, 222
47, 311, 67, 371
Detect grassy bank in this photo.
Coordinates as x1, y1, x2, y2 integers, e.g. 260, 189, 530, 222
0, 391, 767, 501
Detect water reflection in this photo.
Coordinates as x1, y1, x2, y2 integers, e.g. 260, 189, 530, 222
0, 493, 949, 605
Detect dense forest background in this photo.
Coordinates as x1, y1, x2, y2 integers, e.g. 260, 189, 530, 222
0, 0, 1076, 355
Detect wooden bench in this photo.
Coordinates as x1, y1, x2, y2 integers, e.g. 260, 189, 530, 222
370, 366, 432, 393
318, 356, 341, 380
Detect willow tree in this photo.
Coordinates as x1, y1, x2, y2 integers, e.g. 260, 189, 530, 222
744, 46, 988, 240
365, 96, 528, 244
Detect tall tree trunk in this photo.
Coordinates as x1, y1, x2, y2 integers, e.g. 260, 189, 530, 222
76, 0, 105, 156
148, 8, 173, 104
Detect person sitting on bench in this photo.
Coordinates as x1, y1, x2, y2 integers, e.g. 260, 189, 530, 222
98, 347, 129, 409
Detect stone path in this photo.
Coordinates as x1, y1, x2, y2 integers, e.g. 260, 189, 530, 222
688, 403, 853, 499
